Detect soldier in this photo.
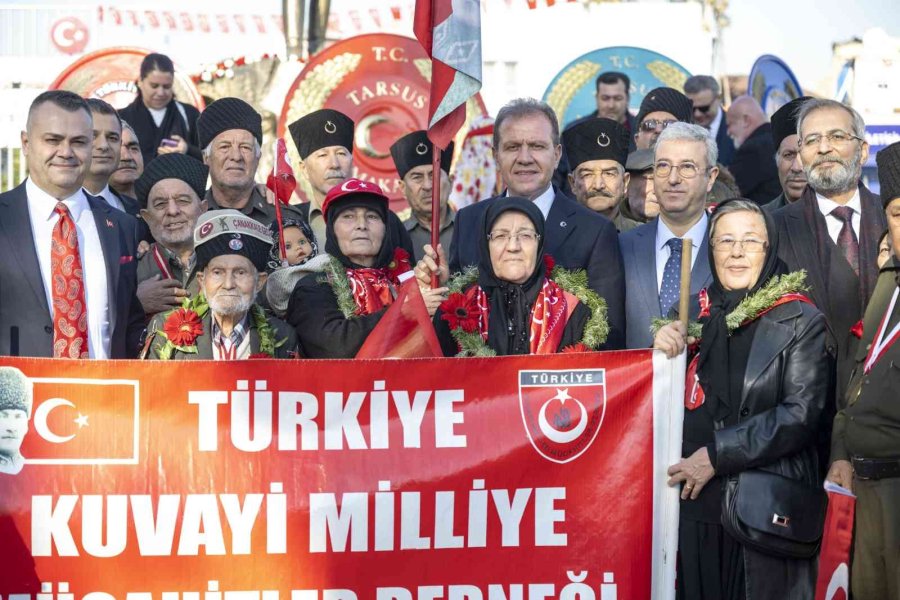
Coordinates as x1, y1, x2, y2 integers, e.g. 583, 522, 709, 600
143, 210, 296, 360
827, 140, 900, 599
390, 130, 455, 261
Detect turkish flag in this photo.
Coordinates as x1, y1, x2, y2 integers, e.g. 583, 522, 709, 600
20, 377, 139, 464
356, 279, 443, 359
815, 483, 856, 600
265, 138, 296, 205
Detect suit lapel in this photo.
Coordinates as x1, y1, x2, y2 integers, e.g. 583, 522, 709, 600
690, 234, 712, 294
544, 192, 577, 255
636, 219, 662, 318
0, 184, 50, 314
783, 203, 829, 309
88, 195, 122, 330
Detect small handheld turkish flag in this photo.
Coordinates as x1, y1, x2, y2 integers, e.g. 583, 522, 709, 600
265, 138, 296, 205
356, 279, 443, 359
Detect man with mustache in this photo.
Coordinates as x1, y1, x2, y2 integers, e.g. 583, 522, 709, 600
143, 210, 296, 360
390, 130, 455, 261
0, 367, 32, 476
110, 120, 144, 200
774, 99, 886, 409
199, 98, 305, 229
563, 117, 638, 232
134, 153, 208, 318
764, 97, 811, 213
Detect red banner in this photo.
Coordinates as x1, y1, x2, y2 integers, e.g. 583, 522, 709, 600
0, 352, 684, 599
815, 484, 856, 600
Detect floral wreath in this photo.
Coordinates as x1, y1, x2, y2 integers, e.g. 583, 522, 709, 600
439, 255, 609, 357
322, 248, 411, 319
156, 295, 284, 359
650, 270, 809, 339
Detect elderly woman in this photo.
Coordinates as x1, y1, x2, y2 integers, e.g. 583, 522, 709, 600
423, 197, 607, 356
119, 52, 201, 163
654, 199, 830, 600
143, 210, 296, 360
284, 179, 445, 358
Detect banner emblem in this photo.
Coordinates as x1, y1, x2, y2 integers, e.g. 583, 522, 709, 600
518, 369, 606, 464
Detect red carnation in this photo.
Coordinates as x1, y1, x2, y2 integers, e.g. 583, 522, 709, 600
543, 254, 556, 277
561, 342, 592, 354
440, 293, 480, 333
387, 247, 412, 282
850, 319, 864, 339
163, 308, 203, 347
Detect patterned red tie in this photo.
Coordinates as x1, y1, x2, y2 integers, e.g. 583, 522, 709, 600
831, 206, 859, 276
51, 202, 89, 358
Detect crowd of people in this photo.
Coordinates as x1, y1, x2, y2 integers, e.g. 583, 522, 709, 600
1, 50, 899, 599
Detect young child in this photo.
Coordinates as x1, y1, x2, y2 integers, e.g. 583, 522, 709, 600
268, 218, 318, 270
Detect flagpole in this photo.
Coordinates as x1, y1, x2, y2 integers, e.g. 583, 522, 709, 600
430, 144, 441, 289
272, 140, 288, 267
678, 238, 693, 330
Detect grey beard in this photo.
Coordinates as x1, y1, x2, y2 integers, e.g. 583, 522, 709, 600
806, 152, 861, 195
208, 292, 253, 319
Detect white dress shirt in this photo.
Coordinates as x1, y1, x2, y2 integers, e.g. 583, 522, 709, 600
507, 185, 556, 220
709, 108, 724, 142
816, 189, 862, 244
655, 212, 708, 293
86, 184, 124, 212
26, 178, 112, 359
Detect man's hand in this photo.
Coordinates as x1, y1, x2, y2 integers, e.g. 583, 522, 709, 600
136, 240, 151, 259
137, 275, 189, 316
826, 459, 854, 493
414, 244, 450, 288
653, 321, 696, 358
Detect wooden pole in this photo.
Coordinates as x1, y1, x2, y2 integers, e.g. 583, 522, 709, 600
678, 238, 693, 330
430, 144, 441, 289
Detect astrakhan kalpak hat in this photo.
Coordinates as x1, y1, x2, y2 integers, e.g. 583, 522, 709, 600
197, 97, 263, 149
390, 130, 454, 179
288, 109, 355, 159
770, 96, 812, 150
562, 118, 629, 170
636, 87, 694, 126
876, 141, 900, 207
135, 154, 209, 208
194, 210, 273, 271
0, 367, 32, 417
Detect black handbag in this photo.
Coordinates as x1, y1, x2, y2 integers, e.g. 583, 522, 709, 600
722, 469, 825, 559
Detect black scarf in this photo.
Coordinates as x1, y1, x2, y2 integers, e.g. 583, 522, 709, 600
121, 94, 190, 165
476, 197, 547, 355
324, 197, 399, 270
696, 202, 787, 422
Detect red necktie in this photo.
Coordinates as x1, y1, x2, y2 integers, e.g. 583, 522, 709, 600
51, 202, 89, 358
831, 206, 859, 276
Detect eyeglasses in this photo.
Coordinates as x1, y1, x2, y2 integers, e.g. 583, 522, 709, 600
800, 130, 863, 149
487, 230, 540, 245
692, 104, 713, 114
653, 161, 708, 179
711, 237, 768, 254
639, 119, 677, 133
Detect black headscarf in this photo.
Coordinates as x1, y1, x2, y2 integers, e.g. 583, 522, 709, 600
696, 200, 788, 421
477, 197, 547, 355
267, 218, 319, 272
323, 195, 400, 270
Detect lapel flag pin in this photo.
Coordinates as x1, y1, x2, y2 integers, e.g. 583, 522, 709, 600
106, 219, 114, 228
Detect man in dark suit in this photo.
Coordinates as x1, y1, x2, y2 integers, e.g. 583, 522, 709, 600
448, 97, 626, 348
764, 96, 812, 214
773, 98, 886, 407
619, 122, 717, 348
684, 75, 735, 167
0, 90, 144, 358
724, 95, 781, 204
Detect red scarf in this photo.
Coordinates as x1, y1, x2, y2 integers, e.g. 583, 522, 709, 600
466, 279, 580, 354
685, 292, 814, 410
346, 268, 397, 316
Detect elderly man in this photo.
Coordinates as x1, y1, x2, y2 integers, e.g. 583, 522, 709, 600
827, 140, 900, 600
198, 97, 304, 229
724, 95, 781, 204
764, 96, 812, 213
110, 120, 144, 200
563, 117, 638, 232
0, 367, 31, 476
0, 90, 144, 358
446, 97, 625, 348
633, 87, 694, 151
390, 130, 455, 262
288, 109, 413, 256
624, 148, 658, 222
619, 122, 717, 348
134, 153, 209, 318
774, 98, 886, 404
684, 75, 735, 166
144, 210, 296, 359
